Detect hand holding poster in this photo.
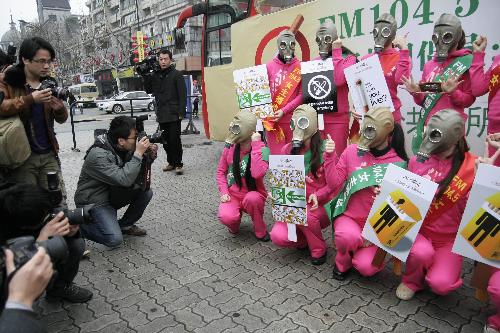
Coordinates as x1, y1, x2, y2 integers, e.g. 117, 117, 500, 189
233, 64, 274, 127
362, 164, 438, 262
452, 164, 500, 269
269, 155, 307, 242
344, 55, 395, 116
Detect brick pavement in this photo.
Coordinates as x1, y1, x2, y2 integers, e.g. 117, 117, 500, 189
33, 118, 495, 332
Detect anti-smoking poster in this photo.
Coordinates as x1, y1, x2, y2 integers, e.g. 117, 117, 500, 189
233, 65, 274, 129
344, 55, 395, 116
362, 164, 438, 262
269, 155, 307, 242
301, 60, 337, 114
452, 164, 500, 269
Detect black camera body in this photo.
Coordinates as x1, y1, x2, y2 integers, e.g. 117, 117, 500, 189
40, 79, 72, 101
134, 114, 163, 144
46, 172, 93, 225
135, 54, 160, 76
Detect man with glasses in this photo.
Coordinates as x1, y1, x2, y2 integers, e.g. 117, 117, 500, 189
74, 116, 155, 247
0, 37, 68, 189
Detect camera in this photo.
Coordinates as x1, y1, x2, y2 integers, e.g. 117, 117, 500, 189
134, 114, 163, 144
40, 79, 72, 101
1, 235, 68, 269
46, 172, 93, 225
135, 53, 160, 76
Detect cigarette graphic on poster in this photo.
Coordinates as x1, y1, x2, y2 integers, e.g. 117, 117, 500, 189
452, 164, 500, 268
362, 164, 438, 262
269, 155, 307, 241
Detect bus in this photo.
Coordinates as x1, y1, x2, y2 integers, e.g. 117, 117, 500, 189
68, 83, 99, 107
175, 0, 498, 152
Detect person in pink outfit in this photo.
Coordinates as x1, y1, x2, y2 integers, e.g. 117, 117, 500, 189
396, 109, 478, 300
361, 13, 411, 124
324, 107, 408, 280
270, 105, 333, 265
470, 36, 500, 166
485, 270, 500, 333
313, 21, 357, 155
402, 14, 475, 127
266, 29, 303, 154
217, 111, 270, 241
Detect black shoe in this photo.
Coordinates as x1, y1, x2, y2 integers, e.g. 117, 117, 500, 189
46, 283, 93, 303
311, 254, 326, 266
332, 264, 349, 281
122, 225, 147, 236
256, 232, 270, 242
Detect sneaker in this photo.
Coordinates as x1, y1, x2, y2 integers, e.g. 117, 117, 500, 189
163, 164, 175, 172
256, 232, 270, 242
396, 282, 415, 300
485, 325, 500, 333
122, 225, 147, 236
46, 283, 93, 303
175, 166, 184, 175
311, 254, 326, 266
332, 264, 349, 281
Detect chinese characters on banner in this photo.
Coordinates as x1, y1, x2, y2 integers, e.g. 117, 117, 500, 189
344, 55, 395, 117
362, 164, 438, 262
452, 164, 500, 269
269, 155, 307, 242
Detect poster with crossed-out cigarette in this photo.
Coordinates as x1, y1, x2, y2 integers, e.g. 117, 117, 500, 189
301, 60, 337, 114
362, 164, 438, 262
452, 164, 500, 269
344, 55, 395, 117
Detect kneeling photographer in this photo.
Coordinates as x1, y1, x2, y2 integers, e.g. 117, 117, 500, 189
0, 182, 93, 304
75, 116, 157, 248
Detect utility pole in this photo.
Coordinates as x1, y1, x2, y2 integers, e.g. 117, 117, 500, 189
134, 0, 140, 31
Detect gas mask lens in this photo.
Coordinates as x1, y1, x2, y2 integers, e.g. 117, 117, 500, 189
381, 27, 391, 38
229, 122, 241, 135
429, 128, 443, 143
442, 32, 454, 44
372, 28, 379, 37
296, 116, 310, 130
363, 125, 377, 140
279, 41, 295, 50
324, 35, 332, 44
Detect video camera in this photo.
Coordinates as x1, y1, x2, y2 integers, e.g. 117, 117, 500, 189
47, 172, 93, 225
135, 52, 160, 76
134, 114, 163, 144
40, 79, 73, 101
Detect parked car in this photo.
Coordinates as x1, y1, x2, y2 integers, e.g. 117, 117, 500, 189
98, 91, 156, 114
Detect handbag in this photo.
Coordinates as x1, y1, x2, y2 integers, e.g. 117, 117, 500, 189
0, 114, 30, 169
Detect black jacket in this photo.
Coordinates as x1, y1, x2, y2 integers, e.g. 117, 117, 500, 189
0, 309, 47, 333
144, 65, 187, 123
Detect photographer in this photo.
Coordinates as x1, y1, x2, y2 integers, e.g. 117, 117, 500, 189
0, 37, 68, 193
0, 183, 92, 303
0, 248, 52, 333
75, 116, 156, 248
143, 48, 187, 175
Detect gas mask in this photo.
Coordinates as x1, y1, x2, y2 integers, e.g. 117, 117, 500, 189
357, 107, 394, 156
432, 14, 462, 63
277, 30, 296, 64
290, 104, 318, 148
373, 13, 397, 53
416, 109, 465, 162
316, 21, 338, 60
224, 110, 257, 146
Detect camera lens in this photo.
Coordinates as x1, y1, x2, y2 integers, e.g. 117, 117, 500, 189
39, 235, 68, 264
64, 208, 85, 225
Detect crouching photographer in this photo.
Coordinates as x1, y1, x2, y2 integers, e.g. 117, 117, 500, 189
0, 183, 93, 304
75, 116, 157, 248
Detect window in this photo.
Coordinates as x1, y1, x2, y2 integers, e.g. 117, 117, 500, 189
122, 13, 135, 25
48, 15, 57, 22
121, 0, 134, 9
206, 27, 231, 67
255, 0, 307, 15
136, 92, 148, 98
81, 86, 97, 93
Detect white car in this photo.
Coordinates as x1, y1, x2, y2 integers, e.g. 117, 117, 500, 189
99, 91, 156, 114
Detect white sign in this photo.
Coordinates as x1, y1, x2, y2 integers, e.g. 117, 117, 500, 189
233, 64, 274, 120
362, 164, 438, 262
452, 164, 500, 269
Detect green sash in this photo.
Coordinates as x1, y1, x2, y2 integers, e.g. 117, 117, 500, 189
328, 161, 407, 221
227, 147, 270, 187
411, 54, 473, 154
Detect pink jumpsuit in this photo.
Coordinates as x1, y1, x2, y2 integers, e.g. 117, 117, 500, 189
402, 155, 470, 295
470, 53, 500, 166
266, 56, 303, 154
270, 143, 333, 259
323, 144, 405, 275
488, 269, 500, 331
362, 48, 412, 124
216, 141, 268, 238
411, 49, 476, 124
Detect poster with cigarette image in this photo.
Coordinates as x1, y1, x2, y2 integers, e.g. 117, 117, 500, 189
452, 164, 500, 269
344, 55, 395, 118
362, 164, 438, 262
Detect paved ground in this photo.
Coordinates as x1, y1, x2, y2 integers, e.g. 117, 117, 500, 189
33, 113, 494, 332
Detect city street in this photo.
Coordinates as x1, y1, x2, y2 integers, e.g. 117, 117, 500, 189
30, 116, 494, 333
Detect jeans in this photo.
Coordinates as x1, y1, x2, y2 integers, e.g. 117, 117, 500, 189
80, 190, 153, 248
159, 121, 183, 167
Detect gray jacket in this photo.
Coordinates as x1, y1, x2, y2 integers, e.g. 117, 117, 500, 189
74, 134, 142, 206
